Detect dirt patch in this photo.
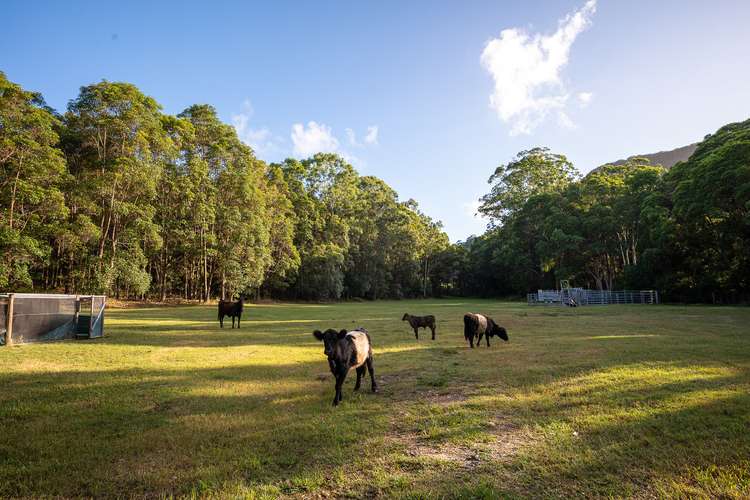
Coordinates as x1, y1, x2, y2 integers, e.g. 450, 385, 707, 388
422, 390, 469, 406
391, 416, 530, 471
392, 432, 482, 470
483, 417, 528, 457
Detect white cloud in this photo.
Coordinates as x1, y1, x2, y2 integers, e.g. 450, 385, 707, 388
480, 0, 596, 135
291, 121, 340, 157
364, 125, 379, 145
345, 128, 358, 146
557, 111, 577, 130
232, 100, 282, 157
344, 125, 379, 147
577, 91, 594, 107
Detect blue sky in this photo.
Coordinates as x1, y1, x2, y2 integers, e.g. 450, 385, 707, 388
3, 0, 749, 240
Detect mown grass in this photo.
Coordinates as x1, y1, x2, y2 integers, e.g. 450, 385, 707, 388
0, 300, 749, 498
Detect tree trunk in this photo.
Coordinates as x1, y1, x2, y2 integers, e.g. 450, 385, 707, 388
8, 164, 22, 230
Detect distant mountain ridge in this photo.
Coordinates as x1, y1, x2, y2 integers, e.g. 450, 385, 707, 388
606, 143, 699, 170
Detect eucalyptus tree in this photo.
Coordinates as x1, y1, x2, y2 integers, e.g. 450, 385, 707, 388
0, 72, 68, 289
63, 81, 171, 296
479, 147, 580, 225
280, 153, 358, 299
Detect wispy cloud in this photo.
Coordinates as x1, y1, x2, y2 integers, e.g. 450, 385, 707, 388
577, 91, 594, 107
232, 100, 283, 157
345, 125, 379, 147
291, 121, 341, 157
480, 0, 596, 135
364, 125, 379, 145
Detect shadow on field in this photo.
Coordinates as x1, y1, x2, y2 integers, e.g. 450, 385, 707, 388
491, 366, 750, 497
2, 303, 750, 497
0, 346, 447, 497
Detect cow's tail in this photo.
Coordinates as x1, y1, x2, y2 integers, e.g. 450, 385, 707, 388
463, 314, 474, 340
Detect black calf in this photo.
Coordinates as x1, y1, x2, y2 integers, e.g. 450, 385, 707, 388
218, 296, 244, 328
463, 313, 508, 348
313, 327, 378, 406
401, 313, 437, 340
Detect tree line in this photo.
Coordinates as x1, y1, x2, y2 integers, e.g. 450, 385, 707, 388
2, 71, 748, 302
0, 72, 448, 300
441, 120, 749, 303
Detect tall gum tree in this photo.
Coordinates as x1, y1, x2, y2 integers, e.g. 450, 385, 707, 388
0, 72, 68, 288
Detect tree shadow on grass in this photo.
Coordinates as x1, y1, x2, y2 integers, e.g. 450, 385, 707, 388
0, 347, 427, 498
3, 302, 749, 497
387, 362, 750, 498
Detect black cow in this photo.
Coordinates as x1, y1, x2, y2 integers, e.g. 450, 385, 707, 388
313, 327, 378, 406
218, 296, 244, 328
463, 313, 508, 348
401, 313, 436, 340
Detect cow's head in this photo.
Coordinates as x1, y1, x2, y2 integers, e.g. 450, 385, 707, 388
401, 313, 410, 321
490, 325, 509, 341
313, 328, 348, 358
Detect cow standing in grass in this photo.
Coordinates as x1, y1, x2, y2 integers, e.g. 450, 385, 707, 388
313, 327, 378, 406
401, 313, 437, 340
218, 296, 244, 328
463, 313, 508, 348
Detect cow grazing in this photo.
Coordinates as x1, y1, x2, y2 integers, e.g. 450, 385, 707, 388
401, 313, 437, 340
463, 313, 508, 348
313, 327, 378, 406
218, 296, 244, 328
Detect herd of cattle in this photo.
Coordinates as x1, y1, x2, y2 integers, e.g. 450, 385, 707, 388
217, 297, 509, 406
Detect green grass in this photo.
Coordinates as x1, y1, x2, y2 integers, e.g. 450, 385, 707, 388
1, 300, 749, 498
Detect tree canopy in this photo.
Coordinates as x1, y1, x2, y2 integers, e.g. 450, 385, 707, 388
0, 74, 450, 300
1, 72, 747, 302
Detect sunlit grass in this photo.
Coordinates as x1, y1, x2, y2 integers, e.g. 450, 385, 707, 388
0, 300, 748, 497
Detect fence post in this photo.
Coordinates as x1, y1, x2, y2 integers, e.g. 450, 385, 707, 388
90, 296, 95, 334
5, 294, 15, 346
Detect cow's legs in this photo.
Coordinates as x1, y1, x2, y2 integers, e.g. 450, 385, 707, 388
413, 327, 419, 340
366, 357, 378, 392
334, 372, 346, 406
476, 332, 484, 347
430, 326, 436, 340
237, 313, 241, 329
219, 315, 224, 328
354, 366, 365, 391
486, 334, 491, 347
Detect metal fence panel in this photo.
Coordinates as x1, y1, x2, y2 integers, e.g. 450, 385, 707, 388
528, 289, 658, 306
0, 298, 6, 346
0, 294, 106, 345
89, 296, 105, 339
10, 295, 78, 343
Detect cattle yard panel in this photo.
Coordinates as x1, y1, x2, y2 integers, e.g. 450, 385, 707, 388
527, 289, 659, 306
0, 293, 106, 346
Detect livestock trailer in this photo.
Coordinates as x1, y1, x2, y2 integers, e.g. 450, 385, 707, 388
0, 293, 105, 346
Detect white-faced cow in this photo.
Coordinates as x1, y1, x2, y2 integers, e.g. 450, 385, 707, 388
313, 327, 378, 406
463, 313, 508, 348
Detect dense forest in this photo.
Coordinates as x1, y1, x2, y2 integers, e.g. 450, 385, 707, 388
1, 72, 748, 302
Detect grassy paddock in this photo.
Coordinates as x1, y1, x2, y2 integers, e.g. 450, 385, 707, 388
1, 300, 749, 498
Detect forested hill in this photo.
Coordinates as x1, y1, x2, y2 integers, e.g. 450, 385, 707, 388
598, 143, 698, 172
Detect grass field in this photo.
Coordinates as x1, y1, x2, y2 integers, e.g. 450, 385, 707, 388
1, 300, 749, 498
